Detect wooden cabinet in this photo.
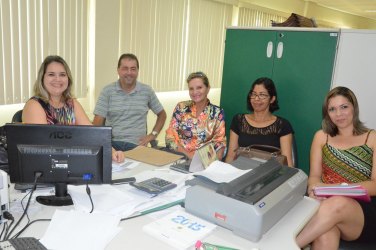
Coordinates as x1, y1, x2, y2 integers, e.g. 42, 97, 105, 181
220, 28, 338, 173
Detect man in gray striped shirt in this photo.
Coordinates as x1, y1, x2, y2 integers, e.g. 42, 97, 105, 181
93, 54, 166, 151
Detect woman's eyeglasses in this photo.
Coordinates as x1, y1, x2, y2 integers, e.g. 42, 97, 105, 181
249, 93, 270, 100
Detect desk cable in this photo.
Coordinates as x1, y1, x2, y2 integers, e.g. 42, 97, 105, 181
1, 211, 14, 241
11, 218, 51, 239
86, 182, 94, 213
3, 172, 42, 240
11, 177, 95, 237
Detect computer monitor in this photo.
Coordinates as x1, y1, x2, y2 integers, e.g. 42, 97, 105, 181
5, 123, 112, 206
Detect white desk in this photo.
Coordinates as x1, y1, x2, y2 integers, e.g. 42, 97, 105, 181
9, 161, 319, 250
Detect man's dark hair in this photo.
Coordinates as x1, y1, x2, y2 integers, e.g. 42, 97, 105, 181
117, 53, 139, 69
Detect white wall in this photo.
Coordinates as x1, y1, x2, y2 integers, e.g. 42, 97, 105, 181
0, 104, 25, 125
332, 29, 376, 129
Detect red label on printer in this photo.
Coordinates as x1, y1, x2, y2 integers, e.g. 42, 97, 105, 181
214, 212, 227, 221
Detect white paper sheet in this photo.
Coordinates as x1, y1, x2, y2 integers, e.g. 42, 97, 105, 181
68, 170, 190, 219
68, 184, 135, 216
40, 210, 121, 250
194, 160, 251, 183
112, 159, 139, 172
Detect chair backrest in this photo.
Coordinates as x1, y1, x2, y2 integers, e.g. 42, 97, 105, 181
12, 110, 23, 123
292, 135, 298, 168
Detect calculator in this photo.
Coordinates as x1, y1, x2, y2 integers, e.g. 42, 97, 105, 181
130, 177, 177, 194
0, 237, 47, 250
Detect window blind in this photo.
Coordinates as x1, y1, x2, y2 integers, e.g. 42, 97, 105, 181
238, 7, 286, 27
118, 0, 232, 92
119, 0, 187, 92
0, 0, 88, 105
184, 0, 232, 89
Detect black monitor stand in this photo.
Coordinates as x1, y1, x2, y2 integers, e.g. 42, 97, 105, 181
36, 182, 73, 206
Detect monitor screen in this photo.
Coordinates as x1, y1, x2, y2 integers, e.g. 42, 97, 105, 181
5, 123, 112, 206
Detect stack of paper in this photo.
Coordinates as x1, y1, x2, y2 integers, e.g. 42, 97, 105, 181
68, 184, 136, 216
143, 209, 217, 249
41, 210, 121, 250
313, 185, 371, 202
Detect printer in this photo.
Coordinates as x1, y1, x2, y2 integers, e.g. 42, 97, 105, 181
185, 156, 308, 242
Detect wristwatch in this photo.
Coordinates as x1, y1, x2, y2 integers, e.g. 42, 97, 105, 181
151, 130, 158, 136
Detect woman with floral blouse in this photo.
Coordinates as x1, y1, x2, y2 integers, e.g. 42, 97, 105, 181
165, 72, 226, 160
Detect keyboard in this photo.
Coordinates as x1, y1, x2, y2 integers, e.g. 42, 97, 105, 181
170, 162, 191, 173
0, 237, 47, 250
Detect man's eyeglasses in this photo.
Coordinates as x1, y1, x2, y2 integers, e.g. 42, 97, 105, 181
249, 93, 270, 100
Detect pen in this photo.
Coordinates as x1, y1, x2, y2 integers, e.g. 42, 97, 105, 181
141, 199, 185, 215
121, 199, 185, 221
195, 240, 240, 250
111, 177, 136, 185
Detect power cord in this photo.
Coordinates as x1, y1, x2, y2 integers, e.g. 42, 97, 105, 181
82, 173, 94, 213
0, 222, 7, 240
86, 182, 94, 213
20, 189, 33, 223
3, 173, 95, 239
4, 172, 42, 240
0, 212, 14, 241
11, 219, 51, 239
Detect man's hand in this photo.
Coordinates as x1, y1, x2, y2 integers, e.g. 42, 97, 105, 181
139, 134, 156, 146
112, 150, 125, 163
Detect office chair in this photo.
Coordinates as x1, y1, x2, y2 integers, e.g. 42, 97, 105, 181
292, 135, 298, 168
12, 110, 23, 123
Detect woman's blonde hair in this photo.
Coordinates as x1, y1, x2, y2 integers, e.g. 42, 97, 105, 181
186, 71, 210, 87
322, 86, 368, 136
33, 55, 74, 103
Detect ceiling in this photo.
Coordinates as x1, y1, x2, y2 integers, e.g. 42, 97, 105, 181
309, 0, 376, 20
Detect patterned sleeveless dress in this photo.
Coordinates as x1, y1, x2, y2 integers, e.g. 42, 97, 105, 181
322, 130, 373, 184
31, 96, 76, 125
322, 130, 376, 243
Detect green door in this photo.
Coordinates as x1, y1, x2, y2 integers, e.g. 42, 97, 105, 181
220, 29, 277, 137
272, 30, 338, 172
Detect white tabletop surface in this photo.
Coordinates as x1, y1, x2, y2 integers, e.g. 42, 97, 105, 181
7, 161, 319, 250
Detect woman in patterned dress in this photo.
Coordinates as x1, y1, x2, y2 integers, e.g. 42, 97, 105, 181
22, 55, 124, 162
296, 86, 376, 249
165, 72, 226, 160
